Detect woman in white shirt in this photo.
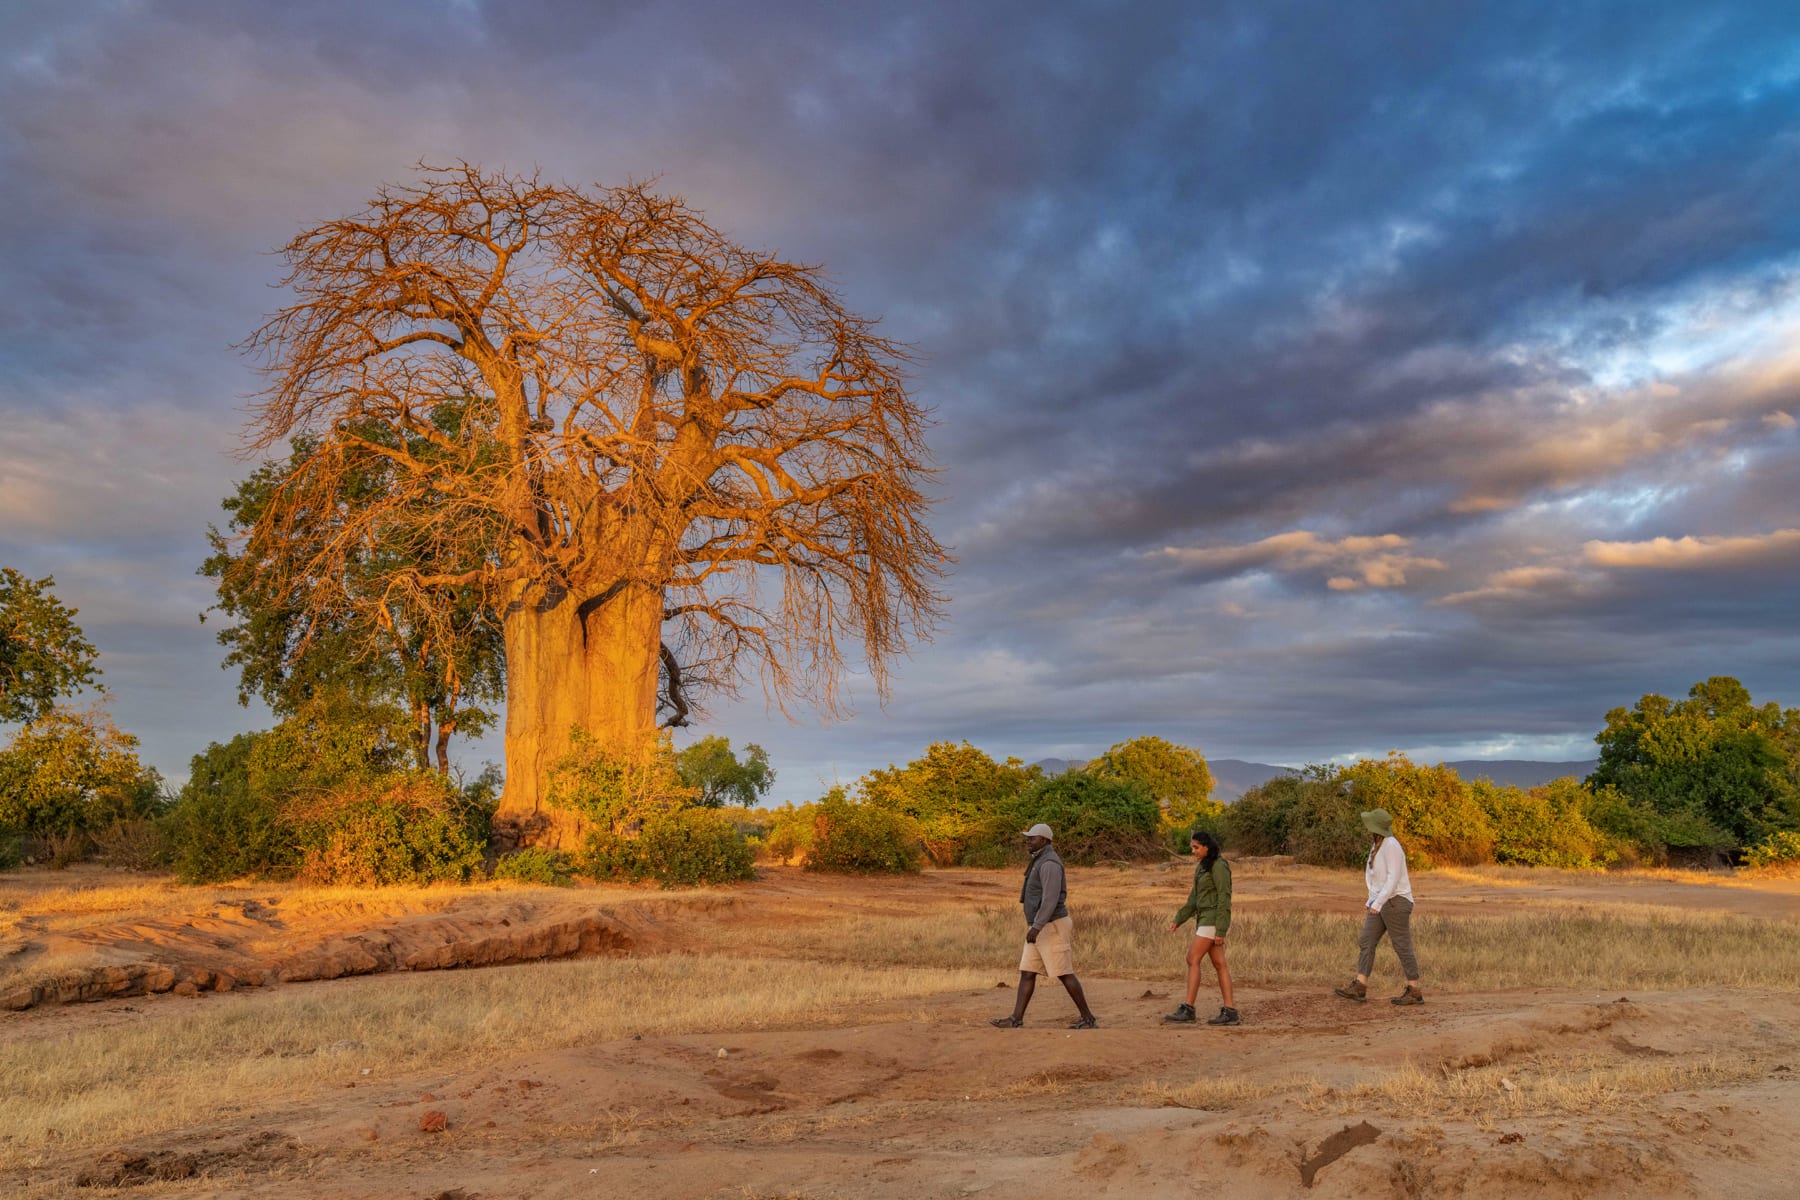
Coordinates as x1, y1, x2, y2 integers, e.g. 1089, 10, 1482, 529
1333, 807, 1424, 1006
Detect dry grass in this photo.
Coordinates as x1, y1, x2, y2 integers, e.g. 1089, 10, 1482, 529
1304, 1052, 1772, 1120
1140, 1072, 1304, 1111
720, 904, 1800, 991
0, 954, 987, 1167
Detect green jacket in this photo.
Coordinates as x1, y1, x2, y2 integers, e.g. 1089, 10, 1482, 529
1174, 856, 1232, 934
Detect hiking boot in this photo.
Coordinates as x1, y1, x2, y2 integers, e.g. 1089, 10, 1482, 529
1333, 980, 1367, 1002
1162, 1003, 1197, 1024
1391, 985, 1425, 1006
1206, 1006, 1241, 1026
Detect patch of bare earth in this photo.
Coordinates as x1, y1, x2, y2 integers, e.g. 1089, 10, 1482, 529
2, 863, 1798, 1197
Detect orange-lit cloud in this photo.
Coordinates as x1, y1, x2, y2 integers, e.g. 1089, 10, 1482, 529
1583, 529, 1800, 569
1158, 531, 1444, 590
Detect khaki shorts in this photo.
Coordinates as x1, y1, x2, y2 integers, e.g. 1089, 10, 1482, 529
1019, 915, 1075, 977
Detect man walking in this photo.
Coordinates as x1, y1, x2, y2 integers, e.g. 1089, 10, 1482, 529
992, 824, 1099, 1029
1334, 807, 1425, 1006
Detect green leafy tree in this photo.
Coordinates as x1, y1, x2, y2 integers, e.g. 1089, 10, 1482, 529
1589, 676, 1800, 850
0, 570, 99, 724
204, 429, 504, 773
1086, 735, 1218, 833
0, 706, 161, 848
676, 735, 775, 807
858, 741, 1039, 864
1005, 772, 1161, 865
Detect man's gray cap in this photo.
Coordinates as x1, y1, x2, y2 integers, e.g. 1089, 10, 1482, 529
1021, 823, 1054, 839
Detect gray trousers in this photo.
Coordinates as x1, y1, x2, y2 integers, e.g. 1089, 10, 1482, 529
1357, 895, 1419, 980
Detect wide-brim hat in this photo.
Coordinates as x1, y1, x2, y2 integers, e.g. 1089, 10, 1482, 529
1360, 808, 1393, 836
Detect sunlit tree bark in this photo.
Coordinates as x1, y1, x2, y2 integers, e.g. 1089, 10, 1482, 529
233, 165, 947, 841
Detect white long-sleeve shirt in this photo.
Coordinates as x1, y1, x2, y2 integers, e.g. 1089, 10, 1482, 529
1364, 836, 1413, 909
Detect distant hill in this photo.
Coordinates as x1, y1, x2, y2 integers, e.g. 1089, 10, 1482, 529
1439, 760, 1596, 789
1035, 756, 1597, 802
1031, 757, 1087, 776
1209, 759, 1297, 802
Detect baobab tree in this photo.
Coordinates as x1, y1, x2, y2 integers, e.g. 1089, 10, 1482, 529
232, 165, 947, 841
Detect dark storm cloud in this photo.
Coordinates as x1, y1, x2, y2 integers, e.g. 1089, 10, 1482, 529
4, 0, 1800, 791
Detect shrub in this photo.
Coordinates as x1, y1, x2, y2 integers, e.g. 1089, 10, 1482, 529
164, 733, 298, 883
92, 817, 170, 871
0, 827, 21, 869
575, 827, 648, 882
289, 774, 487, 886
1222, 773, 1305, 856
859, 741, 1038, 865
1474, 777, 1614, 869
760, 803, 817, 863
1291, 781, 1365, 867
1744, 830, 1800, 870
637, 807, 757, 886
547, 729, 695, 829
1581, 783, 1669, 866
0, 706, 162, 854
1342, 755, 1495, 866
957, 828, 1024, 868
806, 790, 922, 874
492, 846, 575, 886
1003, 772, 1161, 865
576, 807, 757, 886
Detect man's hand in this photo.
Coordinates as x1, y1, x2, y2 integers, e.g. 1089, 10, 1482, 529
1167, 922, 1179, 933
1213, 935, 1227, 945
1026, 926, 1041, 943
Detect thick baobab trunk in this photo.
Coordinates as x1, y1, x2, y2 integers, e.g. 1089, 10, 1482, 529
494, 580, 663, 848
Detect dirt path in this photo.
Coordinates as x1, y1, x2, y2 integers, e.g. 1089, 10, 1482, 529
40, 975, 1800, 1198
6, 863, 1800, 1197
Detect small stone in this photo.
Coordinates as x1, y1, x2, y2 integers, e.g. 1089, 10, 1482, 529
419, 1110, 448, 1133
1500, 1078, 1516, 1093
420, 1092, 436, 1103
716, 1048, 728, 1058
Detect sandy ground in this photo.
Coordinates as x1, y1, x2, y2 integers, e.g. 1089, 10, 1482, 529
5, 862, 1800, 1198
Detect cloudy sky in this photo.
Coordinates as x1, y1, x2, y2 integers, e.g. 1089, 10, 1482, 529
5, 1, 1800, 800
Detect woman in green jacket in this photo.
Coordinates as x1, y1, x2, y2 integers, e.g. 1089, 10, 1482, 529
1164, 829, 1238, 1026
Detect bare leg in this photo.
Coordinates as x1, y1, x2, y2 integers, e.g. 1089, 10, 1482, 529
1058, 973, 1096, 1023
1207, 941, 1234, 1008
1184, 936, 1206, 1006
1009, 970, 1037, 1021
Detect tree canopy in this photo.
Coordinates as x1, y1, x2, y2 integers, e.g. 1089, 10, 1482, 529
1085, 735, 1217, 833
229, 165, 947, 837
0, 569, 99, 724
204, 431, 504, 772
675, 735, 775, 807
1588, 676, 1800, 850
859, 741, 1039, 864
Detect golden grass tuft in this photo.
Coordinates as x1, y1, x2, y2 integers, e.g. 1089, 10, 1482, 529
1303, 1052, 1771, 1119
1140, 1072, 1304, 1110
